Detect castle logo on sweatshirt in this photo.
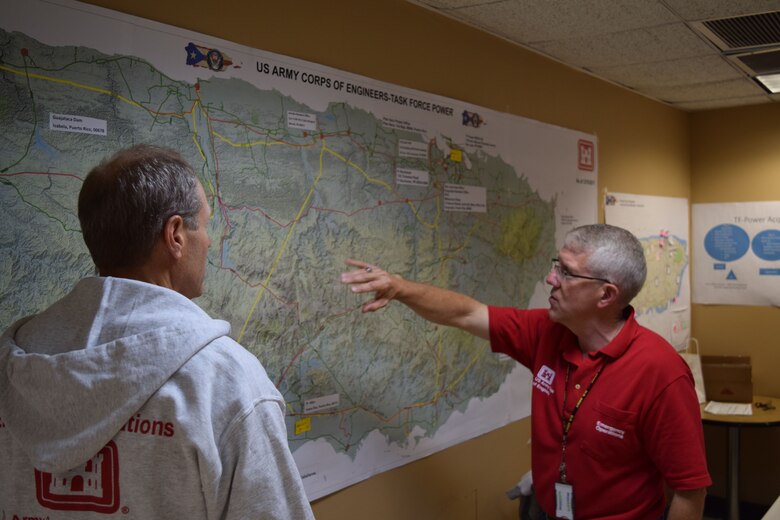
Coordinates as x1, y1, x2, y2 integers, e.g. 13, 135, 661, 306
35, 441, 120, 513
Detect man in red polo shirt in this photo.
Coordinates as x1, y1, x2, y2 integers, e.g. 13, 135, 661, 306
340, 224, 710, 519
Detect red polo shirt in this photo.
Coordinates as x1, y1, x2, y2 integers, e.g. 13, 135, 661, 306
489, 306, 711, 519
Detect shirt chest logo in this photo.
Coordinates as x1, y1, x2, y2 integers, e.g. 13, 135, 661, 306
533, 365, 556, 395
595, 420, 626, 439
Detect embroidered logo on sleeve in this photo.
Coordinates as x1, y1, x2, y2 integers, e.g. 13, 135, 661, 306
533, 365, 556, 395
35, 441, 120, 513
595, 420, 625, 440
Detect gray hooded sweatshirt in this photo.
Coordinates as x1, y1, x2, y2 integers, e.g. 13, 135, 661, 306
0, 277, 314, 519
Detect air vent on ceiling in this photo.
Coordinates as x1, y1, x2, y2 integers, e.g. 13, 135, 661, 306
735, 49, 780, 75
697, 11, 780, 51
691, 10, 780, 94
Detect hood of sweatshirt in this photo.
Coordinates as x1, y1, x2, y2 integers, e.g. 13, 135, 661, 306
0, 276, 230, 474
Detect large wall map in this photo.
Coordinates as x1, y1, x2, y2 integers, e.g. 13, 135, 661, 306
0, 0, 597, 499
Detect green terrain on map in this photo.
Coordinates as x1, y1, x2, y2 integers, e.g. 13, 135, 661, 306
633, 235, 688, 314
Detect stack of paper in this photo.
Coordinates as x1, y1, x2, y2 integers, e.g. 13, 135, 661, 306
704, 401, 753, 416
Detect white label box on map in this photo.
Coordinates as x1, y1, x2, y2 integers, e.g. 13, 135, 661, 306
396, 167, 429, 187
287, 110, 318, 131
49, 113, 106, 136
444, 183, 487, 213
304, 393, 340, 414
398, 139, 428, 159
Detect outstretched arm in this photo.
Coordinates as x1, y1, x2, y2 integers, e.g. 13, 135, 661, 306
340, 259, 490, 340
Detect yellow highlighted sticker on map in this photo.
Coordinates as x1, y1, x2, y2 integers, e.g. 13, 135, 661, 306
295, 417, 312, 435
450, 149, 462, 162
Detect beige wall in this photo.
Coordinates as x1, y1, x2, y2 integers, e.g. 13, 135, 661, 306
72, 0, 759, 517
691, 104, 780, 505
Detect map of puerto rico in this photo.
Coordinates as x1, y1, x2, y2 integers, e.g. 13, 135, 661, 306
1, 0, 597, 499
634, 234, 688, 314
605, 193, 690, 349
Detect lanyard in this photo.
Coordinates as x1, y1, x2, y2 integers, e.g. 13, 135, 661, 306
559, 361, 606, 484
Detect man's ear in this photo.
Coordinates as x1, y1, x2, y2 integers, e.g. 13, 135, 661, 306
597, 283, 620, 309
162, 214, 186, 260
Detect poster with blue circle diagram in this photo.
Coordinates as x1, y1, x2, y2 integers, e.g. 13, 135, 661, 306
693, 202, 780, 306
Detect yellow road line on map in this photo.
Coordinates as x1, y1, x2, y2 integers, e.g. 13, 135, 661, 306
1, 64, 222, 196
237, 140, 441, 338
4, 63, 225, 211
237, 140, 326, 342
212, 131, 296, 148
1, 64, 154, 114
446, 348, 485, 390
189, 101, 219, 198
434, 331, 444, 393
323, 146, 437, 230
431, 325, 484, 395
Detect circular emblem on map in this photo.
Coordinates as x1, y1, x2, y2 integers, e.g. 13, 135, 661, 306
206, 49, 224, 71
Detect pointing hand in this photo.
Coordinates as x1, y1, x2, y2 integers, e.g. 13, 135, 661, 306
340, 259, 402, 313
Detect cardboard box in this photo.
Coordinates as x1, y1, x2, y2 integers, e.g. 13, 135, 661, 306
701, 355, 753, 403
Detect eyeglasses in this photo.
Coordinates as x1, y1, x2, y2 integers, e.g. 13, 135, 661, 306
550, 258, 612, 284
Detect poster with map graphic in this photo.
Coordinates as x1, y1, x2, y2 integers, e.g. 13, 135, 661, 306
1, 0, 598, 499
693, 202, 780, 306
605, 193, 690, 349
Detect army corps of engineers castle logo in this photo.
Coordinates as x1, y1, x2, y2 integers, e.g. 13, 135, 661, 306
577, 139, 595, 171
35, 441, 120, 513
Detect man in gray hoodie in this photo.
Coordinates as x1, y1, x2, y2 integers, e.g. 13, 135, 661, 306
0, 145, 315, 519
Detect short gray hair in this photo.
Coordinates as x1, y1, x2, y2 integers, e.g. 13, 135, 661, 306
78, 144, 202, 272
563, 224, 647, 306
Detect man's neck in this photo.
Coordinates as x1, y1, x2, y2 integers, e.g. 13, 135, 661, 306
100, 264, 174, 292
573, 314, 627, 354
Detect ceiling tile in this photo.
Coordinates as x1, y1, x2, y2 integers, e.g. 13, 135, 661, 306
673, 95, 773, 111
642, 77, 766, 102
408, 0, 780, 109
414, 0, 506, 7
534, 23, 717, 68
592, 55, 744, 88
662, 0, 780, 21
447, 0, 679, 43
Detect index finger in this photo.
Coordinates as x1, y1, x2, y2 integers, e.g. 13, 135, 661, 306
344, 258, 371, 270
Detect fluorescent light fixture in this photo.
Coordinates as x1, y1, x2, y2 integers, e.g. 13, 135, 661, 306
755, 73, 780, 93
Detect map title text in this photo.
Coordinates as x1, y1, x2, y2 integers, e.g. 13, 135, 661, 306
257, 62, 455, 116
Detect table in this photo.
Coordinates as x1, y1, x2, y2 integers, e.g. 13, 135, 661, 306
701, 395, 780, 520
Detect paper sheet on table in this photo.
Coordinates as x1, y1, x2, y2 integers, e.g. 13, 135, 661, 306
704, 401, 753, 416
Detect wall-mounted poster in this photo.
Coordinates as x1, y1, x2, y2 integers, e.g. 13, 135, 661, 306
605, 193, 691, 349
693, 202, 780, 306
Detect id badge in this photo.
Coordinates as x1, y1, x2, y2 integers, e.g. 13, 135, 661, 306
555, 482, 574, 519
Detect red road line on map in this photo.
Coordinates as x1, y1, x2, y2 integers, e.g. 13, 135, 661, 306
289, 395, 448, 423
224, 204, 291, 228
217, 263, 300, 310
209, 114, 352, 140
190, 91, 230, 231
276, 345, 309, 387
309, 194, 439, 218
224, 193, 438, 231
209, 117, 353, 145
